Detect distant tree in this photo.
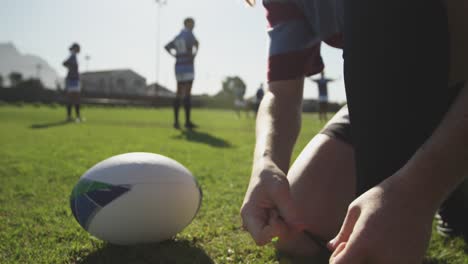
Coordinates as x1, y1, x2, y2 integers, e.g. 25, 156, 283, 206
0, 74, 3, 88
217, 76, 246, 99
18, 78, 45, 90
55, 80, 63, 91
9, 72, 23, 87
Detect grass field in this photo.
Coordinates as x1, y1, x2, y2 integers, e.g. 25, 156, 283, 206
0, 105, 467, 264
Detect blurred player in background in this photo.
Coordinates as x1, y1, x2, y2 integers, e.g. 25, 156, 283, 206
63, 43, 82, 122
165, 18, 199, 129
255, 83, 264, 114
311, 71, 335, 121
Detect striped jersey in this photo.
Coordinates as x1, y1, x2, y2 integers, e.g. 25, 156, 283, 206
165, 29, 199, 74
63, 54, 79, 81
264, 0, 344, 81
313, 77, 333, 96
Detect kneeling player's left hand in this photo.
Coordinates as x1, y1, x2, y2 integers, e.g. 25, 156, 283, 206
328, 174, 437, 264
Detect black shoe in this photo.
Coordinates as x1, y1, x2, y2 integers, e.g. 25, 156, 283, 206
436, 213, 457, 237
174, 122, 181, 129
436, 182, 468, 240
185, 122, 198, 129
436, 212, 468, 240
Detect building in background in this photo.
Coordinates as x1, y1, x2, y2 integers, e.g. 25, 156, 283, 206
81, 69, 147, 98
147, 82, 175, 98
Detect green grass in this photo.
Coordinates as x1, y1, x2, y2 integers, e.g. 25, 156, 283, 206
0, 105, 466, 264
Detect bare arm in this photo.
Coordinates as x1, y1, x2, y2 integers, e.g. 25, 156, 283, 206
63, 56, 72, 68
400, 82, 468, 208
164, 41, 175, 57
329, 82, 468, 263
241, 78, 305, 245
253, 79, 304, 172
193, 40, 199, 57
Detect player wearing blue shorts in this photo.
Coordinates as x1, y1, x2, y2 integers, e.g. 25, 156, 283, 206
241, 0, 468, 263
311, 71, 335, 122
165, 18, 199, 129
63, 43, 82, 122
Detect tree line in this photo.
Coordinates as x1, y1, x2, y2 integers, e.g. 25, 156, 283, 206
0, 72, 30, 88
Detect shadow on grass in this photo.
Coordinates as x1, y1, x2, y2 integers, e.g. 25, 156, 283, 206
78, 239, 214, 264
276, 247, 462, 264
278, 253, 454, 264
423, 258, 450, 264
276, 248, 330, 264
173, 130, 232, 148
30, 120, 71, 129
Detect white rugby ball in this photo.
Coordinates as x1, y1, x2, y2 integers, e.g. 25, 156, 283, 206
70, 152, 202, 245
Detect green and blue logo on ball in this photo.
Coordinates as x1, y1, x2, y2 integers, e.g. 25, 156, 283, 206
70, 179, 131, 230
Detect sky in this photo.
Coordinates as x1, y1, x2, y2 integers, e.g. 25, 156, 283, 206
0, 0, 347, 102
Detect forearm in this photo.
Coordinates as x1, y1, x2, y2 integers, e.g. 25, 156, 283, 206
253, 79, 304, 173
193, 44, 199, 56
399, 82, 468, 209
164, 44, 173, 56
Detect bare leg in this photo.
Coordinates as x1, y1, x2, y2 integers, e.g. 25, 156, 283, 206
276, 134, 356, 256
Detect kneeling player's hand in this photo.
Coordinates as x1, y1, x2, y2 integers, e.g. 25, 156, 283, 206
241, 159, 304, 245
328, 174, 436, 264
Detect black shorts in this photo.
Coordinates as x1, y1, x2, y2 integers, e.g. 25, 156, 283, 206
344, 0, 465, 194
320, 105, 352, 145
321, 77, 462, 195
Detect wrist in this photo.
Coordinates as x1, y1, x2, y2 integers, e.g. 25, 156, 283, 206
252, 156, 277, 174
387, 166, 444, 215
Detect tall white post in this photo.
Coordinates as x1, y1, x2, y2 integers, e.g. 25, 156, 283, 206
85, 55, 91, 72
155, 0, 167, 87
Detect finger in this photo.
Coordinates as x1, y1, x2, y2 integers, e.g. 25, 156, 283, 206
329, 241, 365, 264
245, 0, 255, 6
268, 209, 291, 240
241, 206, 276, 245
329, 242, 346, 263
328, 206, 361, 250
268, 180, 305, 231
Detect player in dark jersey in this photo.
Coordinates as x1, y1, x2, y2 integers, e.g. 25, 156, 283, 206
165, 18, 199, 129
311, 71, 335, 121
255, 83, 265, 113
63, 43, 82, 122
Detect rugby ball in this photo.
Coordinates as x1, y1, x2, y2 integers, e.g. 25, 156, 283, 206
69, 152, 202, 245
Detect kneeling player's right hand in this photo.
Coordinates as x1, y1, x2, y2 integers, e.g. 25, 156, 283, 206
240, 159, 304, 245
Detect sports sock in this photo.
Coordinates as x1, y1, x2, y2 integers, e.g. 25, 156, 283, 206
75, 104, 80, 118
183, 96, 191, 124
67, 105, 72, 118
173, 98, 181, 124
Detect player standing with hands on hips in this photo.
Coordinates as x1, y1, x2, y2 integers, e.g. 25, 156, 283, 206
63, 43, 83, 122
165, 18, 199, 129
240, 0, 468, 263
